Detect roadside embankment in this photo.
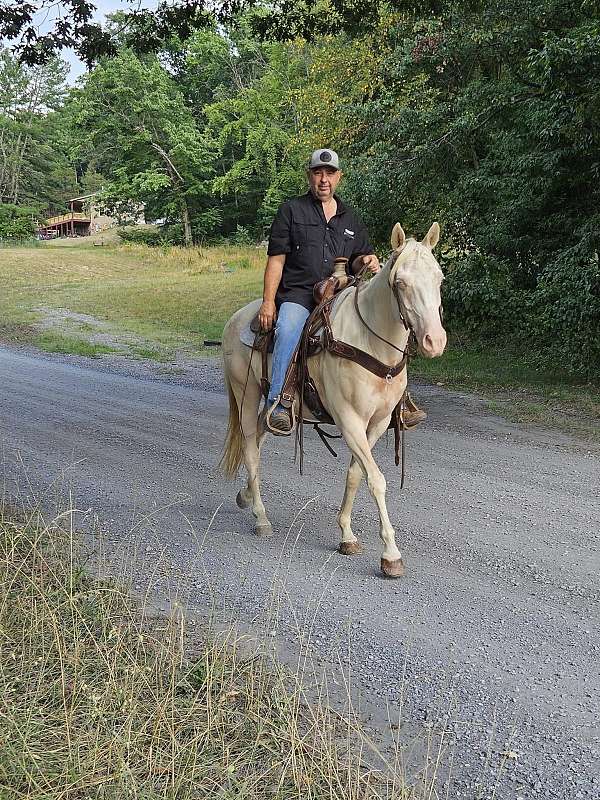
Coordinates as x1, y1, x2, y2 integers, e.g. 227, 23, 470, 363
0, 501, 404, 799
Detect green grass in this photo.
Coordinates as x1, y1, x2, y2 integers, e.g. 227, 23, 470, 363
0, 503, 407, 799
130, 344, 172, 362
0, 241, 265, 348
34, 332, 119, 357
411, 337, 600, 438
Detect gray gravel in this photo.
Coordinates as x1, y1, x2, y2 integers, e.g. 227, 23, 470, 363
0, 345, 598, 798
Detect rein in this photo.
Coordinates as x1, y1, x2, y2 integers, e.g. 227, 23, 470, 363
325, 249, 413, 382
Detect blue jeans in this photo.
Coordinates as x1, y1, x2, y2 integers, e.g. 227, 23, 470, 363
268, 302, 310, 404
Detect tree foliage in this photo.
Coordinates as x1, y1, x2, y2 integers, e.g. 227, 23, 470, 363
70, 49, 214, 244
0, 201, 37, 239
0, 0, 246, 67
0, 49, 76, 210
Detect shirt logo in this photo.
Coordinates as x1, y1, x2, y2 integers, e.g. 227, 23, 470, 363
344, 229, 355, 236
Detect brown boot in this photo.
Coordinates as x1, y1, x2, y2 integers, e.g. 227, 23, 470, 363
402, 392, 427, 429
265, 401, 294, 436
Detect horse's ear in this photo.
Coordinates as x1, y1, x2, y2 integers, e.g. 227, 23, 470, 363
391, 223, 406, 251
422, 222, 440, 250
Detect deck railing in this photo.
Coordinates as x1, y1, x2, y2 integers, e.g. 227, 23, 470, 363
45, 212, 89, 225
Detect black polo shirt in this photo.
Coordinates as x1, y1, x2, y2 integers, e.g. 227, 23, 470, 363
267, 191, 373, 310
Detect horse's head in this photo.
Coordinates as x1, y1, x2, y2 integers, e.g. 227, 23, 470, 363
388, 222, 447, 358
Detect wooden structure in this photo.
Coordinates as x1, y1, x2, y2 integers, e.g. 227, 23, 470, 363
38, 193, 145, 239
38, 196, 93, 238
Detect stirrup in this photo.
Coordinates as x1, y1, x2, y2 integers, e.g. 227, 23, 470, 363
402, 391, 427, 428
265, 397, 296, 436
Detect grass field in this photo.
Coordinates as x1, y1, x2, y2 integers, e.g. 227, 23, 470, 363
0, 502, 408, 799
0, 239, 597, 437
0, 241, 265, 354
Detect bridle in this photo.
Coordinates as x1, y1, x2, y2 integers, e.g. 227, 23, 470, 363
354, 246, 444, 354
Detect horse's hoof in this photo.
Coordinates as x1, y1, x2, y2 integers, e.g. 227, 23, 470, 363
255, 523, 273, 537
381, 557, 405, 578
236, 490, 251, 509
338, 541, 362, 556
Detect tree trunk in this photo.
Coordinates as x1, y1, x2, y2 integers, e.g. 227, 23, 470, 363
149, 139, 193, 247
180, 198, 192, 247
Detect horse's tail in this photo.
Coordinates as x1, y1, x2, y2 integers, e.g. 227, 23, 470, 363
220, 371, 244, 479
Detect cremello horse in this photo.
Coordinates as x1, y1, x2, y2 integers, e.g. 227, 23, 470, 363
221, 223, 447, 577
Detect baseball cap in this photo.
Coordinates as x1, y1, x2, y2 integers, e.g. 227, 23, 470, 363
308, 148, 340, 170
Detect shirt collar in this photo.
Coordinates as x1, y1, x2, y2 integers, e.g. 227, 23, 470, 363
305, 191, 347, 215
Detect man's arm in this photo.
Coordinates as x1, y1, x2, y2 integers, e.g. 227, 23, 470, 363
258, 255, 285, 331
259, 201, 292, 331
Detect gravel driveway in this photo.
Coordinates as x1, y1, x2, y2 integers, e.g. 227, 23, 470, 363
0, 345, 598, 799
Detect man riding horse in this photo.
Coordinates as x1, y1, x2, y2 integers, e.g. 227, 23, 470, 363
259, 148, 426, 434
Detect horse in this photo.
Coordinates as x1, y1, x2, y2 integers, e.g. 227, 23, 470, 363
220, 222, 447, 577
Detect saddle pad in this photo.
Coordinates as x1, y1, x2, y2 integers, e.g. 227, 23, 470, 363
239, 321, 260, 348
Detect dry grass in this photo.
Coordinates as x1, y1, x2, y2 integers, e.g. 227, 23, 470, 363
0, 503, 413, 800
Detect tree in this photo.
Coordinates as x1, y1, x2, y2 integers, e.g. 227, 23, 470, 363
339, 0, 600, 373
0, 48, 77, 209
0, 0, 245, 66
0, 201, 38, 239
71, 49, 213, 245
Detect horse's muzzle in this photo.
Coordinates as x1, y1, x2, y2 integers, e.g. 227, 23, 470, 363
419, 328, 447, 358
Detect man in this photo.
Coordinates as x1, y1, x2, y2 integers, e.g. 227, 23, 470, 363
258, 148, 381, 434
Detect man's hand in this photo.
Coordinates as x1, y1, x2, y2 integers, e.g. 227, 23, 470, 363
360, 253, 380, 274
363, 253, 380, 273
258, 300, 277, 331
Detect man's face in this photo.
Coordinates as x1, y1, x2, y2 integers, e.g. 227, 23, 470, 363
308, 166, 342, 202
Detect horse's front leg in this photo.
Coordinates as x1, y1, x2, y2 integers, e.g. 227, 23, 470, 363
337, 416, 391, 556
336, 413, 404, 578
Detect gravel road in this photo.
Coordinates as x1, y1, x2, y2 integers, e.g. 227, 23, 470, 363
1, 345, 598, 798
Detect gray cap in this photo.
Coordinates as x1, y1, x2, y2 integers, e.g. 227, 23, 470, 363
308, 148, 340, 170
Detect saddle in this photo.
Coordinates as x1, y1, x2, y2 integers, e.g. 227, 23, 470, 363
246, 257, 414, 475
248, 280, 336, 425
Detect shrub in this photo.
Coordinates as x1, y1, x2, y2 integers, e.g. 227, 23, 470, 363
0, 203, 37, 240
442, 253, 527, 335
117, 225, 169, 246
118, 225, 187, 246
533, 247, 600, 377
231, 224, 255, 246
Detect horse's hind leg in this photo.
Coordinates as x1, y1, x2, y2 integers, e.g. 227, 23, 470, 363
338, 457, 363, 554
238, 381, 272, 536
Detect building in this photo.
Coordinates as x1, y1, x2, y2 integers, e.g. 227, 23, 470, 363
37, 193, 145, 238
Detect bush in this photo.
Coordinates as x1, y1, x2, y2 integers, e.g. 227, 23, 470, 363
441, 248, 600, 381
231, 224, 255, 246
118, 225, 186, 247
533, 247, 600, 377
0, 203, 37, 240
442, 253, 527, 335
